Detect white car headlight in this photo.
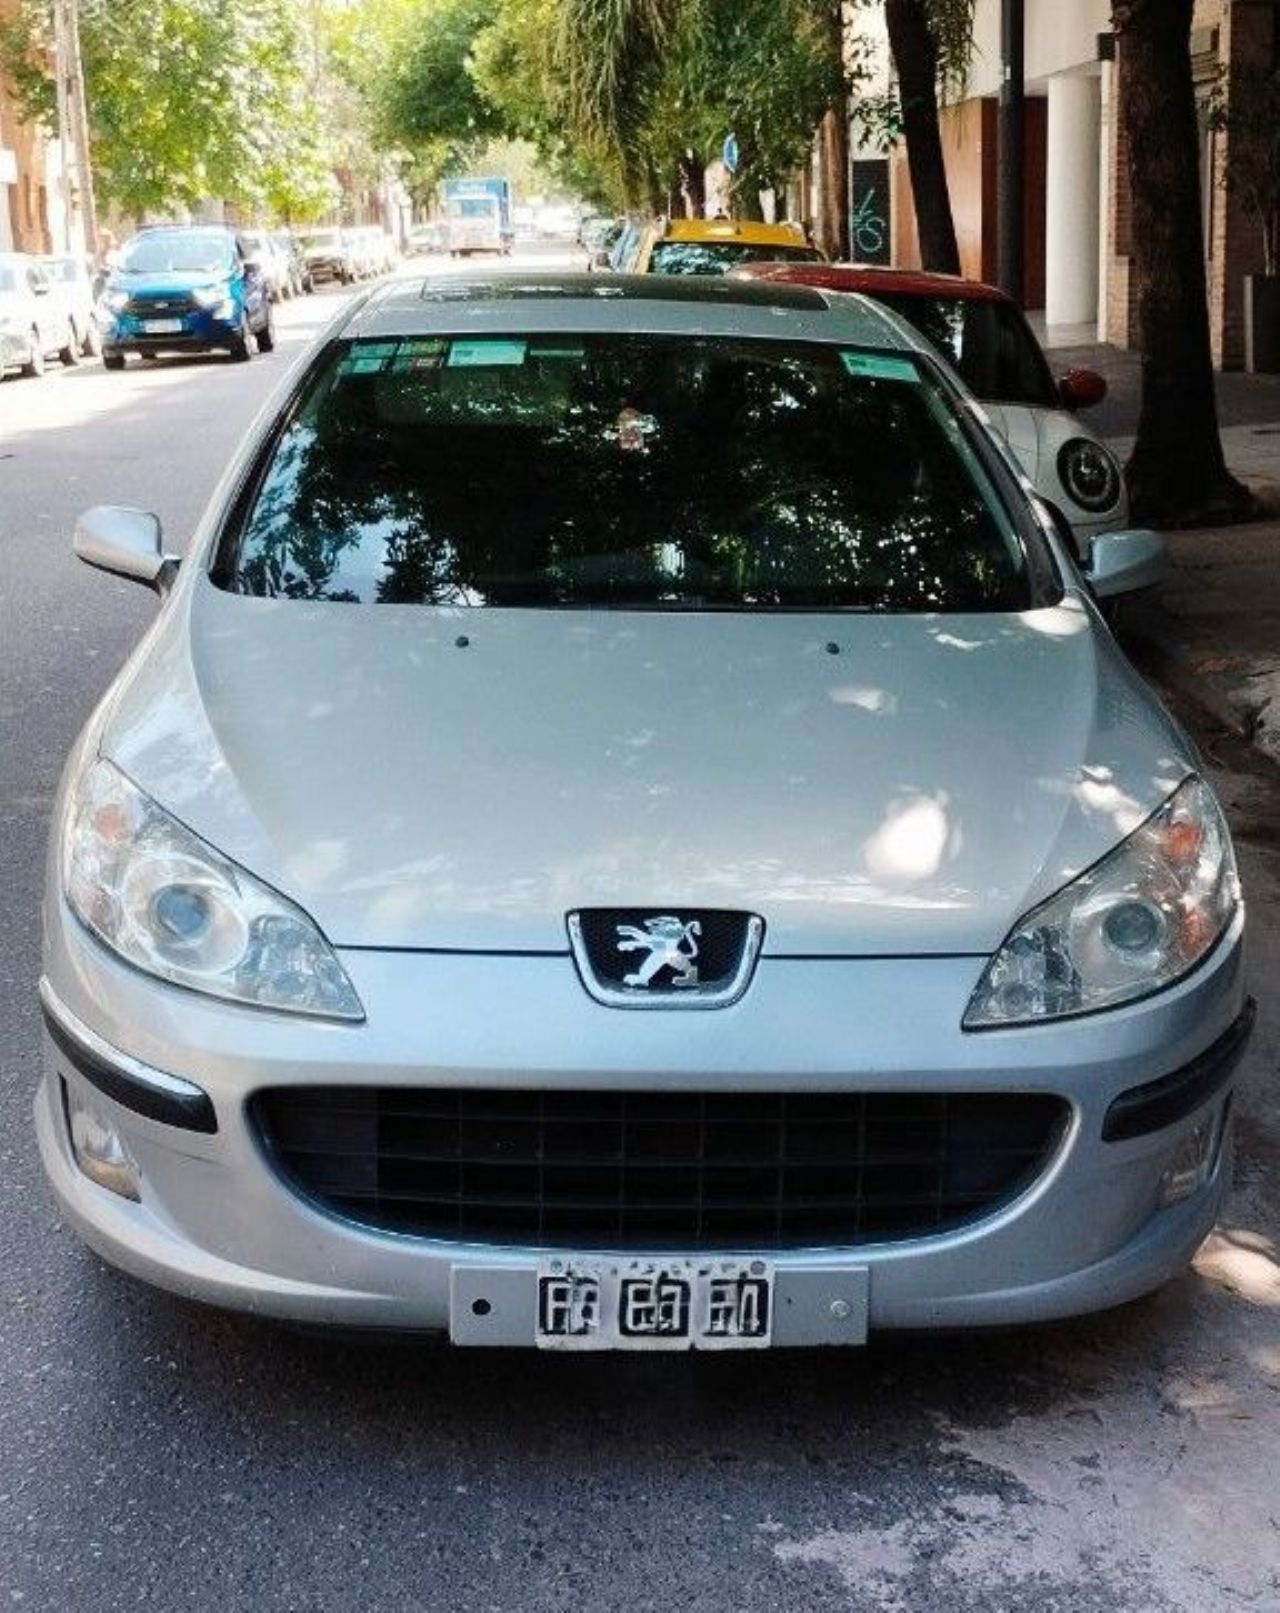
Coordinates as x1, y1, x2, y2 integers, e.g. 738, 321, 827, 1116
965, 776, 1239, 1028
101, 289, 129, 312
63, 759, 363, 1021
1057, 437, 1122, 513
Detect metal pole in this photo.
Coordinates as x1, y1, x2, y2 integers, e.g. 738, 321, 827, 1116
66, 0, 99, 255
997, 0, 1025, 303
52, 0, 74, 251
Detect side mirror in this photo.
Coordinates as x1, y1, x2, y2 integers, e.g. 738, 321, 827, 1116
1086, 529, 1165, 599
589, 250, 612, 271
1059, 367, 1107, 410
74, 506, 178, 593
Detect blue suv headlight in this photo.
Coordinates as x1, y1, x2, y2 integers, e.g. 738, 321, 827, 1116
192, 285, 236, 317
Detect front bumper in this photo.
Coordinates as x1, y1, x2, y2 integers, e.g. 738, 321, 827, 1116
0, 328, 31, 370
35, 901, 1250, 1341
103, 306, 242, 356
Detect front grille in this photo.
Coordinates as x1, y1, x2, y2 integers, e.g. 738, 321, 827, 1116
253, 1088, 1069, 1251
124, 293, 196, 316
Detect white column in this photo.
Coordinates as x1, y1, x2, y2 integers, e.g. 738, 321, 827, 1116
1045, 72, 1101, 329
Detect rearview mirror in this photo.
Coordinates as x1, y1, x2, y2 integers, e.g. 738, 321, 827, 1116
1059, 367, 1108, 410
74, 506, 178, 593
1086, 529, 1165, 598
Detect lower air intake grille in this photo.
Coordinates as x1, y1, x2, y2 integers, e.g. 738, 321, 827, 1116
252, 1088, 1069, 1251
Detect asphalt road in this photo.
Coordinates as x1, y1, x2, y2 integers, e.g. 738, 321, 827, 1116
2, 255, 1278, 1612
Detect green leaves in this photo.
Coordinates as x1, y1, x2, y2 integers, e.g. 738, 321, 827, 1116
0, 0, 337, 221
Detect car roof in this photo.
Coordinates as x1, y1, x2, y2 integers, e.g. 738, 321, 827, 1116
345, 272, 933, 353
733, 261, 1013, 304
660, 218, 809, 247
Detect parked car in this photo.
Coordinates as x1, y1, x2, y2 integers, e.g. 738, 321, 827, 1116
349, 227, 385, 279
41, 273, 1249, 1349
97, 226, 274, 368
298, 227, 354, 286
733, 262, 1127, 558
271, 231, 312, 296
42, 254, 103, 359
610, 217, 825, 275
407, 222, 447, 255
0, 251, 82, 377
238, 230, 291, 300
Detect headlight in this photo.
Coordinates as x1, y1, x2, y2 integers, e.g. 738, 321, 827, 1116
191, 285, 231, 312
63, 759, 363, 1021
1057, 438, 1122, 513
101, 289, 129, 312
965, 776, 1239, 1028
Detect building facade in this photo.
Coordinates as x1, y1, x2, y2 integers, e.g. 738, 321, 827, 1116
0, 0, 76, 256
870, 0, 1275, 368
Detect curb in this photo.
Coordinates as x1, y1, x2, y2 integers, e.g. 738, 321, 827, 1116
1118, 608, 1260, 742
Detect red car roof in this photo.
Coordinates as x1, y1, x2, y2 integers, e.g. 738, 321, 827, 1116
733, 262, 1013, 305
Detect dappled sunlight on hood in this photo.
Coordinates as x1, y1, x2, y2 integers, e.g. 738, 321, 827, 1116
863, 792, 957, 885
1017, 603, 1090, 639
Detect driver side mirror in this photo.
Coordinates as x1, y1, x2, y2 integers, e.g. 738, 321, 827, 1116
74, 506, 179, 594
1086, 529, 1165, 598
589, 250, 613, 271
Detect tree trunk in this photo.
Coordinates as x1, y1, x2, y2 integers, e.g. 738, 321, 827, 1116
817, 106, 850, 258
1114, 0, 1251, 524
884, 0, 961, 274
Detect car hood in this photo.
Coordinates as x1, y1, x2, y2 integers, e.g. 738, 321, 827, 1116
112, 268, 231, 295
101, 578, 1191, 956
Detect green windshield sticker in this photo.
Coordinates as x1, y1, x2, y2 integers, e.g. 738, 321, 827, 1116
390, 339, 448, 373
841, 352, 920, 383
339, 341, 399, 376
446, 339, 528, 368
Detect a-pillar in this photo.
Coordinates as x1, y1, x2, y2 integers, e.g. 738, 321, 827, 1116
1045, 72, 1101, 330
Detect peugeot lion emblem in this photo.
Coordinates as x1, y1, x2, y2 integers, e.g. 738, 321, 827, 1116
614, 916, 701, 990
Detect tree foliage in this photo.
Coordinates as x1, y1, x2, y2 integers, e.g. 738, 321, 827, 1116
0, 0, 337, 220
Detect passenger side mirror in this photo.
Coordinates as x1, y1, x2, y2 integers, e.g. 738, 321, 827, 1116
1059, 367, 1107, 410
1086, 529, 1165, 598
74, 506, 178, 594
589, 250, 613, 271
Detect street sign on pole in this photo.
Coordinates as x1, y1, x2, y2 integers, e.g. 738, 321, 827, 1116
722, 134, 739, 175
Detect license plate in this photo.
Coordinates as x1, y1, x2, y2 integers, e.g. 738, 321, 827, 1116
534, 1257, 773, 1351
143, 318, 183, 334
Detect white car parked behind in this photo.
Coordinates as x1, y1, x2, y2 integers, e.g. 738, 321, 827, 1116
0, 252, 82, 377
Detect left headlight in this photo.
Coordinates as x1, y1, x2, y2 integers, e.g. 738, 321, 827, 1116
191, 285, 234, 315
1057, 437, 1122, 513
965, 776, 1239, 1028
63, 759, 364, 1021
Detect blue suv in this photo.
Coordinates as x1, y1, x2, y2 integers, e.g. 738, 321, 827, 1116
99, 226, 275, 369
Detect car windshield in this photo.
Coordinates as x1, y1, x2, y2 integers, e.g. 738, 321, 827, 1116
302, 231, 340, 248
871, 293, 1059, 408
121, 231, 233, 274
45, 258, 78, 281
222, 332, 1040, 613
650, 241, 822, 276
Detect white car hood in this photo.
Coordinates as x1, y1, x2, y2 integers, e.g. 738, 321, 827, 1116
102, 578, 1190, 956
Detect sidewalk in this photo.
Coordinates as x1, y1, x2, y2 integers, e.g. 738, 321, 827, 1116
1119, 522, 1280, 766
1027, 321, 1280, 763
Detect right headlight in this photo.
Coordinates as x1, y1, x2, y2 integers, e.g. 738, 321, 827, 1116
63, 758, 364, 1022
100, 289, 129, 313
964, 776, 1239, 1028
1057, 437, 1122, 513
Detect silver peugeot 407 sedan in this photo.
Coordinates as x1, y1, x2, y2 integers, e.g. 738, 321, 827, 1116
38, 275, 1252, 1350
